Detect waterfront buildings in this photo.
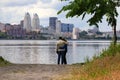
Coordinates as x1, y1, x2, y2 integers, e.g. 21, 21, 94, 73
55, 19, 74, 38
61, 23, 74, 32
56, 20, 61, 35
102, 31, 120, 38
72, 27, 80, 39
0, 13, 98, 39
32, 13, 40, 32
23, 12, 32, 32
40, 26, 54, 39
49, 17, 58, 31
6, 24, 25, 38
23, 12, 41, 33
0, 22, 5, 32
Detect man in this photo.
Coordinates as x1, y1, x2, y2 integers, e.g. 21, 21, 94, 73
56, 37, 67, 64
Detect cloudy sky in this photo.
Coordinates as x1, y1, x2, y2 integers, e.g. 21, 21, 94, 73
0, 0, 120, 32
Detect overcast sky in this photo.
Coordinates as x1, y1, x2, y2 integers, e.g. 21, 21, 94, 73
0, 0, 120, 32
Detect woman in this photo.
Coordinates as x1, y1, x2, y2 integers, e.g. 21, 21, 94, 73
56, 37, 67, 64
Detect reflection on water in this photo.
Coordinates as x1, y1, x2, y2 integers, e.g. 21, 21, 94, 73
0, 40, 110, 64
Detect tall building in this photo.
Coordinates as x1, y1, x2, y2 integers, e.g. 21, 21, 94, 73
72, 27, 80, 39
32, 13, 40, 31
49, 17, 58, 30
61, 23, 74, 32
23, 12, 32, 32
20, 20, 24, 28
56, 20, 61, 35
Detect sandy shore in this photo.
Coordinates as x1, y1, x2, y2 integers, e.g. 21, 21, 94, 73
0, 64, 72, 80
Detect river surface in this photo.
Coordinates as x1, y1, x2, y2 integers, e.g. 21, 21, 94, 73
0, 40, 112, 64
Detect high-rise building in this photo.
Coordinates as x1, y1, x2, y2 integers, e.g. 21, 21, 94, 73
72, 27, 80, 39
49, 17, 58, 30
61, 23, 74, 32
23, 12, 32, 32
32, 13, 40, 31
56, 20, 61, 35
20, 20, 24, 28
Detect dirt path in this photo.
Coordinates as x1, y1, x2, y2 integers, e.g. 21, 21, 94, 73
0, 64, 72, 80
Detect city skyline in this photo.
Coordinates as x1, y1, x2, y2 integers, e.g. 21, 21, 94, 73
0, 0, 120, 32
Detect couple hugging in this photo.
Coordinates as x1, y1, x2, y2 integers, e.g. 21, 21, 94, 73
56, 37, 68, 65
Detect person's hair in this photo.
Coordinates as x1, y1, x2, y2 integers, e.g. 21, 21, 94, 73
62, 38, 67, 42
59, 37, 62, 40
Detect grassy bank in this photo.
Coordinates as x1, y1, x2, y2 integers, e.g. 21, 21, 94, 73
60, 43, 120, 80
0, 56, 11, 66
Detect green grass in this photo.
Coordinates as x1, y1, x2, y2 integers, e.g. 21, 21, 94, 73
59, 43, 120, 80
100, 43, 120, 57
0, 56, 11, 66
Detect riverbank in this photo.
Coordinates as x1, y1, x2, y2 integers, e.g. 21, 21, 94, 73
0, 64, 73, 80
0, 56, 72, 80
58, 44, 120, 80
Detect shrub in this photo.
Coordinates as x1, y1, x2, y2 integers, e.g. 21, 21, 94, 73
100, 43, 120, 57
0, 56, 11, 66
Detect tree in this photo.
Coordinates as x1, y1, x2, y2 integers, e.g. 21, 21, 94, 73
0, 32, 8, 39
58, 0, 120, 45
79, 31, 88, 36
79, 31, 88, 39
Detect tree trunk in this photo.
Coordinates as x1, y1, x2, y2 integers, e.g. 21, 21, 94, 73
113, 25, 117, 45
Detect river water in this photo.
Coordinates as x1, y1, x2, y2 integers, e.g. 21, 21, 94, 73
0, 40, 111, 64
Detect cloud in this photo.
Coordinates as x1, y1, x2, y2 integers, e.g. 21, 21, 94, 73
0, 7, 25, 24
33, 0, 60, 9
0, 0, 59, 24
41, 0, 52, 3
28, 8, 57, 18
0, 0, 38, 7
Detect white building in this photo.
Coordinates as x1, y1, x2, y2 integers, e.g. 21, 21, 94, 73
56, 20, 61, 36
102, 31, 120, 38
72, 27, 80, 39
40, 26, 54, 34
32, 13, 40, 32
40, 26, 54, 39
23, 12, 32, 32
